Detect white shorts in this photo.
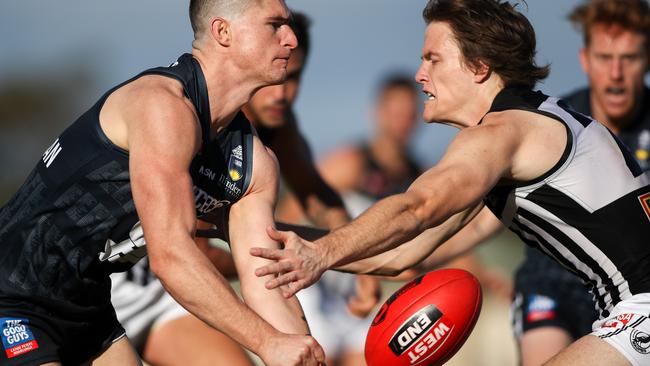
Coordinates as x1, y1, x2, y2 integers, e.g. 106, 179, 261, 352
110, 270, 188, 352
591, 293, 650, 366
297, 271, 372, 358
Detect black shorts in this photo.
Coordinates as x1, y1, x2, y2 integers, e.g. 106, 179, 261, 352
512, 249, 598, 340
0, 298, 125, 365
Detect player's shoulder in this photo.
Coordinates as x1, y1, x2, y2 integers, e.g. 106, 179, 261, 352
118, 75, 196, 124
122, 74, 187, 105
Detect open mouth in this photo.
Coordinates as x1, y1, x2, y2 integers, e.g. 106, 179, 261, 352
423, 91, 436, 101
605, 87, 625, 96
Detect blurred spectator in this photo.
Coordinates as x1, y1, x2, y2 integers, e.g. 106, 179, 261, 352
512, 1, 650, 365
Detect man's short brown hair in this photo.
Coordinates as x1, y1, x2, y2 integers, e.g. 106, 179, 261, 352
189, 0, 261, 38
569, 0, 650, 52
423, 0, 549, 89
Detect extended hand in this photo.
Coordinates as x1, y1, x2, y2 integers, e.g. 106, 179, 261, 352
251, 226, 327, 298
259, 332, 326, 366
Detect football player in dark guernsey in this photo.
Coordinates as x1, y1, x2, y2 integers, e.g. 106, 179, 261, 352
0, 0, 325, 365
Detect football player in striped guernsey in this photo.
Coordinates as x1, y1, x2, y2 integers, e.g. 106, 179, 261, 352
252, 1, 650, 365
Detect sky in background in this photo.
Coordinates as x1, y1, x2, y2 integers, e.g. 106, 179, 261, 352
0, 0, 587, 170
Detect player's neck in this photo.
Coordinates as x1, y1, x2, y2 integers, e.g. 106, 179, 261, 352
192, 49, 258, 131
449, 84, 503, 129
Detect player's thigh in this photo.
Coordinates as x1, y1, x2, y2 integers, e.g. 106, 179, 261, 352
143, 314, 254, 366
86, 336, 141, 366
544, 335, 630, 366
520, 326, 572, 366
39, 363, 60, 366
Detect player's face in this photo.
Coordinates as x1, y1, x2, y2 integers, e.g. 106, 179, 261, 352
376, 87, 419, 145
580, 24, 648, 123
247, 48, 305, 128
415, 22, 477, 124
234, 0, 297, 86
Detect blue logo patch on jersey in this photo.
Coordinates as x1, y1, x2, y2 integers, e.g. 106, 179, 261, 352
526, 295, 557, 323
1, 318, 39, 358
228, 145, 244, 182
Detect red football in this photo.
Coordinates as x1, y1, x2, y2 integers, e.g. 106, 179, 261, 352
365, 269, 482, 366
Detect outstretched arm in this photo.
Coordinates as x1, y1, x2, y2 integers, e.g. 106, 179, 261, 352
337, 202, 485, 276
252, 120, 523, 296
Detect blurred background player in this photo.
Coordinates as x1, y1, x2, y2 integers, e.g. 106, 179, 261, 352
512, 0, 650, 365
250, 13, 380, 366
274, 73, 422, 366
111, 12, 380, 366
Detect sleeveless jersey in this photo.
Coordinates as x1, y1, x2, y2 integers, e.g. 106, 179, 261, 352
0, 53, 253, 314
484, 87, 650, 318
358, 143, 421, 199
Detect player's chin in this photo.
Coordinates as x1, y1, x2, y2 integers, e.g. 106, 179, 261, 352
268, 65, 288, 83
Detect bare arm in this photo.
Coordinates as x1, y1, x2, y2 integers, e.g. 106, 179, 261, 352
337, 202, 485, 276
253, 120, 524, 295
416, 205, 503, 269
228, 136, 309, 334
314, 123, 518, 268
122, 78, 322, 364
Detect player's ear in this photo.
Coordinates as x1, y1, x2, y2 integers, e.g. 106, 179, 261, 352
473, 60, 491, 83
210, 17, 232, 47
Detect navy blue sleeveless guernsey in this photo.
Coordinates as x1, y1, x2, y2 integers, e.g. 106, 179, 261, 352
0, 53, 253, 316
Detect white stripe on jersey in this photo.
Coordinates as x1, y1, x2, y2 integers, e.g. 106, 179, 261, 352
515, 199, 633, 314
536, 98, 650, 210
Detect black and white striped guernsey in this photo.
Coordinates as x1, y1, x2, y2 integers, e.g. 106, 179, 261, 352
484, 88, 650, 318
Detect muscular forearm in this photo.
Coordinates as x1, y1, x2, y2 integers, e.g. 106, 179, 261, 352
239, 268, 310, 335
418, 205, 502, 269
318, 192, 426, 269
337, 204, 483, 275
151, 240, 279, 355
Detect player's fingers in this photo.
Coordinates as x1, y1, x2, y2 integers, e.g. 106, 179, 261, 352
257, 259, 297, 277
267, 225, 290, 241
255, 263, 279, 277
265, 271, 297, 290
313, 345, 326, 364
250, 247, 283, 260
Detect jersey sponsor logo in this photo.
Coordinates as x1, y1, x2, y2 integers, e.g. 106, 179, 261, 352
42, 138, 62, 168
639, 193, 650, 222
1, 318, 39, 359
526, 294, 556, 323
388, 304, 452, 365
99, 221, 147, 264
228, 145, 244, 182
194, 186, 230, 214
198, 165, 217, 181
631, 329, 650, 354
